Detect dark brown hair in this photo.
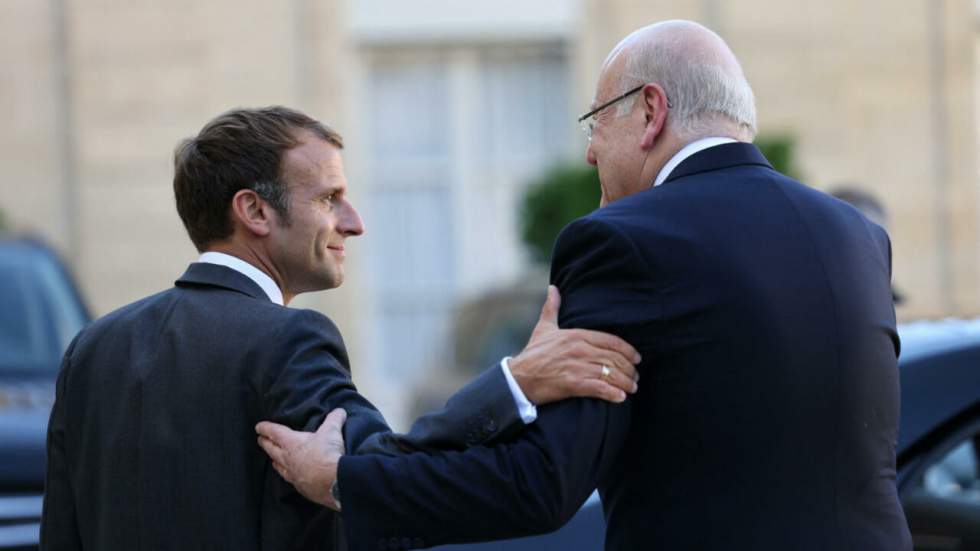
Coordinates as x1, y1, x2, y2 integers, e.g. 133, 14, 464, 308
173, 106, 343, 251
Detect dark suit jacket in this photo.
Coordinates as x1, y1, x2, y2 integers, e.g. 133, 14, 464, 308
41, 262, 524, 551
338, 143, 912, 550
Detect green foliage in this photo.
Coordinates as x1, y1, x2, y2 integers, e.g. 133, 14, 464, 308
754, 134, 802, 180
520, 163, 601, 264
518, 134, 801, 265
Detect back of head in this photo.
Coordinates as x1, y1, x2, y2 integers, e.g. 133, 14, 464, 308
172, 106, 343, 252
612, 20, 757, 142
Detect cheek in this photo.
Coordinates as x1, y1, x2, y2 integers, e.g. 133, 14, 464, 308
323, 216, 339, 239
315, 218, 338, 247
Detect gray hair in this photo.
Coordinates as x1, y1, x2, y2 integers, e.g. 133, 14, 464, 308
615, 25, 758, 141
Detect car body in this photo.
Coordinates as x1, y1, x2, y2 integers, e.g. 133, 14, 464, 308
0, 238, 89, 550
894, 320, 980, 551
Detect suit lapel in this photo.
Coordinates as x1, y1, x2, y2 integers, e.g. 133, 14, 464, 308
661, 142, 773, 185
175, 262, 269, 301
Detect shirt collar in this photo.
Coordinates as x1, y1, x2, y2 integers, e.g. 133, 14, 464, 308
197, 252, 284, 306
654, 137, 738, 187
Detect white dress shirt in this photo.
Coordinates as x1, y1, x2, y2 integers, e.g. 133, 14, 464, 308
198, 251, 284, 305
196, 251, 538, 424
654, 137, 737, 187
500, 357, 537, 423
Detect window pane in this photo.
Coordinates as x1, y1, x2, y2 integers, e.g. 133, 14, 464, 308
479, 49, 569, 164
0, 245, 86, 371
370, 58, 449, 160
361, 46, 571, 404
923, 438, 980, 503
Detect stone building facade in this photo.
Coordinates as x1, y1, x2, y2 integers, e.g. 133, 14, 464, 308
1, 0, 975, 426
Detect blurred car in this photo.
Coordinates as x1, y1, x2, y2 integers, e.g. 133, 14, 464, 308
896, 320, 980, 551
439, 319, 980, 551
0, 238, 89, 550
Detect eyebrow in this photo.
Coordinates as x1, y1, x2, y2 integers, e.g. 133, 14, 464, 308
305, 181, 338, 197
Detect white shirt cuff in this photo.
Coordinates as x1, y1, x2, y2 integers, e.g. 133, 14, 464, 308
500, 356, 538, 424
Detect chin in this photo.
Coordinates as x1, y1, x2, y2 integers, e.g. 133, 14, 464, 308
323, 268, 344, 289
299, 272, 343, 293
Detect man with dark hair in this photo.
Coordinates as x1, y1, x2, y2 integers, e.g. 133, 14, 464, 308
171, 107, 344, 252
40, 106, 640, 550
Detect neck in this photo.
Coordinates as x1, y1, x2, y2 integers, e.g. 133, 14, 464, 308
640, 131, 686, 187
206, 241, 294, 305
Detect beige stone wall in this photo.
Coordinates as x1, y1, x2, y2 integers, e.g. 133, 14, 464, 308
578, 0, 979, 320
0, 1, 66, 251
0, 0, 368, 367
1, 2, 977, 420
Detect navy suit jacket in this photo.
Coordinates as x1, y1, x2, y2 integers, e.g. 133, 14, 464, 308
339, 143, 912, 550
41, 262, 524, 550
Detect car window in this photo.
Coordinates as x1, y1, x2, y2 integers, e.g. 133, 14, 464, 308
922, 437, 980, 503
903, 420, 980, 550
0, 243, 87, 372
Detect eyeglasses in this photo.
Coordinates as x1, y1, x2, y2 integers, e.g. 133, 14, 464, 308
577, 84, 671, 140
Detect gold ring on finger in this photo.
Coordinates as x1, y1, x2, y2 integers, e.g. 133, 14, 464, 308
600, 365, 611, 381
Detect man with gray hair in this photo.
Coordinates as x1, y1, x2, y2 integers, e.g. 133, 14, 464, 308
258, 20, 911, 550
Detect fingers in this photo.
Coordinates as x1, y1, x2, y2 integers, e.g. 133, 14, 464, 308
257, 435, 286, 466
566, 360, 634, 399
271, 460, 289, 481
566, 338, 637, 385
574, 329, 642, 365
597, 361, 638, 395
588, 347, 638, 383
535, 285, 562, 331
255, 421, 308, 449
316, 408, 347, 436
574, 378, 628, 403
255, 421, 305, 448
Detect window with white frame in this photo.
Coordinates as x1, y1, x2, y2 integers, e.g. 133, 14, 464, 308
360, 44, 573, 404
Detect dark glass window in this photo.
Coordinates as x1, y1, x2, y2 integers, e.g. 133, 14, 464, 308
0, 242, 87, 372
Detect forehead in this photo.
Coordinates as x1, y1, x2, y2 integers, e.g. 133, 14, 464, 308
281, 133, 345, 189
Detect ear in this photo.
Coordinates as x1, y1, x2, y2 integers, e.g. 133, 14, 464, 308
230, 189, 274, 238
639, 83, 670, 151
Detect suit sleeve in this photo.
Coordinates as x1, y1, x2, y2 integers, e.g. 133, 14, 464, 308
263, 310, 523, 456
337, 217, 657, 550
356, 365, 523, 456
40, 337, 82, 551
877, 225, 901, 357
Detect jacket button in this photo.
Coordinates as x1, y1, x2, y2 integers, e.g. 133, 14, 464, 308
485, 419, 497, 432
389, 537, 400, 549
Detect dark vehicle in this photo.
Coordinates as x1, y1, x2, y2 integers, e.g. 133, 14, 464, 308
0, 238, 89, 550
440, 320, 980, 551
897, 320, 980, 550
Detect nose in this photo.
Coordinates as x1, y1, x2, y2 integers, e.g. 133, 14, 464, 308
586, 142, 597, 166
339, 200, 365, 237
